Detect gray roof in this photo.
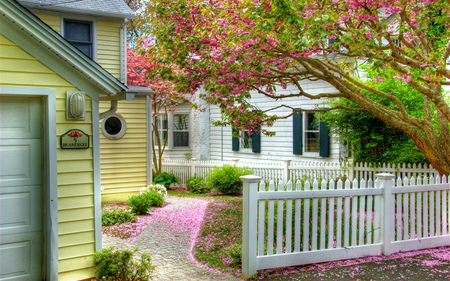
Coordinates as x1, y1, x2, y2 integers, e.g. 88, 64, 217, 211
17, 0, 136, 18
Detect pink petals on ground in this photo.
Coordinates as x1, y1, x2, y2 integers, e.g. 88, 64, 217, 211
102, 197, 209, 242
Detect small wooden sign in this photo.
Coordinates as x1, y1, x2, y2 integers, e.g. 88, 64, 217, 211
60, 129, 89, 149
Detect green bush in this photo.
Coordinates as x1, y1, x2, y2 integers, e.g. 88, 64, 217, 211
128, 190, 165, 214
206, 164, 252, 195
228, 243, 242, 268
153, 172, 178, 189
145, 191, 164, 207
93, 247, 154, 281
186, 175, 211, 194
128, 194, 152, 215
102, 208, 136, 226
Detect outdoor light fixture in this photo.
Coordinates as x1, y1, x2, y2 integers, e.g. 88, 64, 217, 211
66, 90, 86, 120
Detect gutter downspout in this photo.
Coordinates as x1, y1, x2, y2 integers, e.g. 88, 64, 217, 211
99, 100, 118, 120
99, 18, 127, 120
119, 18, 128, 85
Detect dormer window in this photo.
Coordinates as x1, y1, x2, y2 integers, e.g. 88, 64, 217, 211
63, 19, 93, 59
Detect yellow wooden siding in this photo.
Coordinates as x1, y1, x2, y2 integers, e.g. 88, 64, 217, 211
0, 35, 97, 279
35, 14, 122, 80
35, 13, 61, 33
100, 99, 148, 200
97, 21, 121, 79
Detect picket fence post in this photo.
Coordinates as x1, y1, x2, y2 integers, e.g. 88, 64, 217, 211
283, 160, 291, 183
241, 175, 262, 279
376, 173, 395, 255
190, 158, 197, 178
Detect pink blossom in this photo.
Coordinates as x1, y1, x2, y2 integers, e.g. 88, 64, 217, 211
365, 33, 372, 40
374, 77, 385, 82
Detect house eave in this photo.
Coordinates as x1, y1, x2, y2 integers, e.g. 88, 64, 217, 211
1, 0, 128, 97
17, 0, 137, 19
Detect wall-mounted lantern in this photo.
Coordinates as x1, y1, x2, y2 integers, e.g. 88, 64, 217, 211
66, 90, 85, 121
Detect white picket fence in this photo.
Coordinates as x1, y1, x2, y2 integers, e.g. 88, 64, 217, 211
240, 173, 450, 278
161, 159, 439, 184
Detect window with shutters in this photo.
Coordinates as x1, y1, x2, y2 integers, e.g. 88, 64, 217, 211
232, 128, 261, 153
293, 110, 329, 157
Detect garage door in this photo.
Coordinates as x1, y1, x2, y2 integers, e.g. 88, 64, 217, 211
0, 97, 43, 280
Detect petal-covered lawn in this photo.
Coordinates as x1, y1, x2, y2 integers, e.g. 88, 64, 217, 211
102, 195, 450, 280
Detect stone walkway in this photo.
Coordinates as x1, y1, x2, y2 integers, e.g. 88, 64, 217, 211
102, 196, 243, 281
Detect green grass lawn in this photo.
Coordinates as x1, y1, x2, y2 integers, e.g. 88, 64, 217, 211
168, 190, 243, 276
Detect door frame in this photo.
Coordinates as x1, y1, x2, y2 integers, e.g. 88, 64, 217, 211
0, 86, 58, 280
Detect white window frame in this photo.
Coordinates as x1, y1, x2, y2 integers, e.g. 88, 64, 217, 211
102, 113, 127, 140
62, 17, 97, 61
303, 112, 321, 157
154, 110, 191, 149
239, 130, 253, 153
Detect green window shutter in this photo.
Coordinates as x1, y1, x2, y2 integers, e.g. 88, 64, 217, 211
232, 128, 239, 151
293, 111, 303, 155
319, 121, 330, 157
252, 129, 261, 153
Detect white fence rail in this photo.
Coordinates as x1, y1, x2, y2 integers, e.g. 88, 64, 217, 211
161, 159, 440, 184
240, 173, 450, 278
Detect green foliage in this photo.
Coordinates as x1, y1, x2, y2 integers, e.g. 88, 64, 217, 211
228, 243, 242, 268
145, 191, 164, 207
186, 175, 211, 194
128, 191, 165, 214
319, 67, 429, 164
206, 164, 252, 195
102, 208, 136, 226
93, 247, 154, 281
128, 194, 152, 215
153, 172, 178, 189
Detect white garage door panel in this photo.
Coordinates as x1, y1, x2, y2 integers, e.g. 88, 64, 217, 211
0, 232, 42, 281
0, 97, 41, 139
0, 140, 41, 187
0, 187, 41, 235
0, 96, 42, 280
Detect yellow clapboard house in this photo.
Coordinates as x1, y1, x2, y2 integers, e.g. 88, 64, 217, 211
0, 0, 152, 279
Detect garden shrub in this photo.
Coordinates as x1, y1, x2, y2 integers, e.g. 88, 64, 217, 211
228, 243, 242, 268
102, 208, 136, 226
153, 172, 178, 189
128, 194, 152, 215
206, 164, 252, 195
140, 184, 167, 198
128, 190, 165, 214
186, 175, 211, 194
145, 191, 164, 207
93, 247, 154, 281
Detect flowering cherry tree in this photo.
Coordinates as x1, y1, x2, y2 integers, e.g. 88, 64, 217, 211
127, 42, 188, 176
142, 0, 450, 174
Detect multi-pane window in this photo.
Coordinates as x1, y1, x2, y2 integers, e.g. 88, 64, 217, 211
155, 114, 168, 146
63, 19, 93, 58
293, 111, 329, 157
304, 112, 320, 153
154, 112, 189, 148
232, 128, 261, 153
173, 114, 189, 147
240, 131, 252, 149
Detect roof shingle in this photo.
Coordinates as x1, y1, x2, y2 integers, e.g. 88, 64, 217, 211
18, 0, 136, 18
